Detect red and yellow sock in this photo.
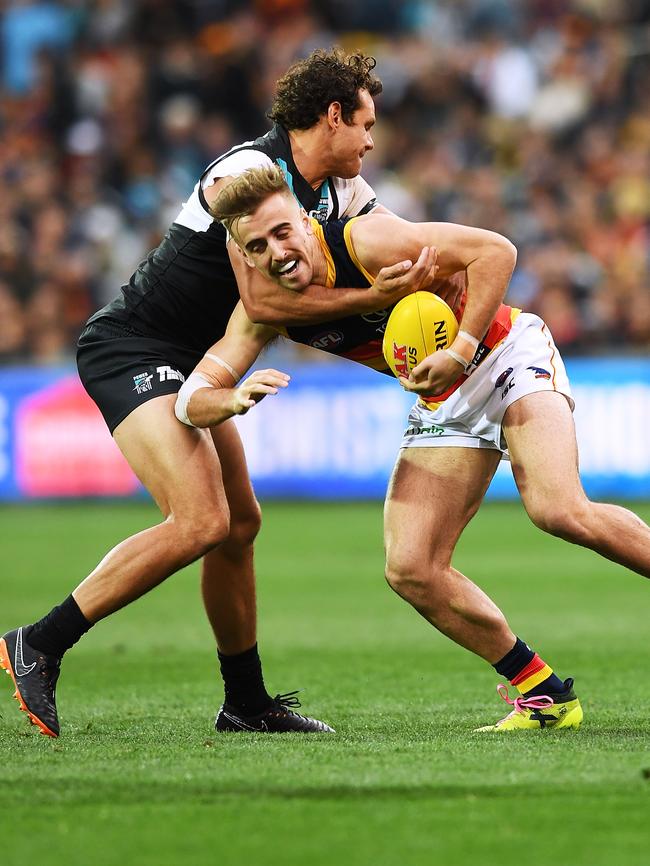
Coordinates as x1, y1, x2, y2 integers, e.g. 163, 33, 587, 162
494, 638, 566, 697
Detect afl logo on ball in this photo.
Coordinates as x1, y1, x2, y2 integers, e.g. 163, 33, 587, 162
311, 331, 344, 350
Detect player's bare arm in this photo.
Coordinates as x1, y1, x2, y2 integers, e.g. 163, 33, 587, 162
205, 174, 438, 327
228, 239, 438, 326
175, 302, 285, 428
350, 214, 517, 394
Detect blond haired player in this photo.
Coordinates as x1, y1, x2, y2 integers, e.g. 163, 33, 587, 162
174, 165, 650, 731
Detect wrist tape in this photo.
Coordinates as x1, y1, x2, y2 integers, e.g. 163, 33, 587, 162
444, 348, 471, 371
175, 372, 214, 427
458, 330, 479, 351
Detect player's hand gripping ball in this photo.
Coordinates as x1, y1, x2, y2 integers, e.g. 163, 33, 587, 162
382, 291, 459, 379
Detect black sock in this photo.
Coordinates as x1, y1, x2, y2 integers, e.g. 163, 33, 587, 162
218, 643, 272, 715
24, 595, 93, 657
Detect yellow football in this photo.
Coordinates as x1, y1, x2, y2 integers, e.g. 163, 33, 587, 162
382, 291, 459, 379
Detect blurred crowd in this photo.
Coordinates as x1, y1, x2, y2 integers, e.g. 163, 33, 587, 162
0, 0, 648, 364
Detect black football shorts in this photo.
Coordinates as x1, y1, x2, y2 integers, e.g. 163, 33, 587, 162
77, 319, 203, 434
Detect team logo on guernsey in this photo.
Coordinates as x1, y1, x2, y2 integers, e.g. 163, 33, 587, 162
133, 372, 153, 394
494, 367, 513, 388
310, 330, 344, 350
361, 309, 389, 324
308, 181, 330, 223
527, 366, 551, 380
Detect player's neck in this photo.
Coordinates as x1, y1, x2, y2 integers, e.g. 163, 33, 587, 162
288, 129, 330, 188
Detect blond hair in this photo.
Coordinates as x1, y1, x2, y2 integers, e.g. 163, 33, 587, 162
211, 165, 292, 237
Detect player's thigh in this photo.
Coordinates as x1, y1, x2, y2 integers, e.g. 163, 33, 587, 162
385, 446, 500, 569
502, 390, 585, 517
113, 394, 228, 519
207, 419, 261, 536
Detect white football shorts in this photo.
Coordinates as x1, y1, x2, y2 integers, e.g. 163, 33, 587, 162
400, 313, 573, 455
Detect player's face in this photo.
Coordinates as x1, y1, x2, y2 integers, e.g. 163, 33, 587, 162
235, 192, 315, 291
329, 88, 376, 178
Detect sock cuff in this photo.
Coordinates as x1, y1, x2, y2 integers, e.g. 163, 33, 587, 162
25, 593, 92, 657
218, 643, 259, 664
493, 637, 534, 680
67, 595, 93, 631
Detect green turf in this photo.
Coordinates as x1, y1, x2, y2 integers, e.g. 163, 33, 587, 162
1, 500, 649, 866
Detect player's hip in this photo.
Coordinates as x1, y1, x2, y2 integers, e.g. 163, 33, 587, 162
401, 313, 573, 453
77, 322, 203, 434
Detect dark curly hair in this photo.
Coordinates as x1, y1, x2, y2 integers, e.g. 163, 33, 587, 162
268, 47, 382, 131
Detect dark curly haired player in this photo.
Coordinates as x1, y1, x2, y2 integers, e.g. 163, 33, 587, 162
0, 48, 438, 737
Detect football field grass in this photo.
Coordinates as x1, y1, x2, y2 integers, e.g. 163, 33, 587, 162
1, 500, 649, 865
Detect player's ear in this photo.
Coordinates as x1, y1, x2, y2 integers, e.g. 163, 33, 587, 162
230, 238, 256, 269
326, 101, 342, 130
301, 208, 312, 232
241, 249, 256, 268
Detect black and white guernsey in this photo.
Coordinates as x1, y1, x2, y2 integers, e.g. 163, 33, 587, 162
85, 124, 377, 355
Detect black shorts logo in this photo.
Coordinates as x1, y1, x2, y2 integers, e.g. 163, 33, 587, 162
133, 372, 153, 394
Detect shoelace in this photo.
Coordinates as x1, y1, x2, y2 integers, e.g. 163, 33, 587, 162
273, 690, 302, 710
495, 683, 554, 722
39, 659, 61, 699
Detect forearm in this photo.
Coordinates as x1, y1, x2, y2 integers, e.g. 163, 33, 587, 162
176, 355, 289, 429
187, 383, 239, 428
174, 372, 238, 428
452, 240, 517, 363
233, 224, 438, 326
242, 281, 390, 326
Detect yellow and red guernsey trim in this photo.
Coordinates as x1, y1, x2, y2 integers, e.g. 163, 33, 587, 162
303, 218, 522, 381
510, 654, 554, 695
338, 218, 391, 369
420, 304, 521, 410
310, 219, 337, 288
342, 218, 377, 284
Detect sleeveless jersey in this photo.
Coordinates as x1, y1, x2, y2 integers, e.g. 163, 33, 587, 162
284, 218, 393, 372
285, 217, 520, 403
84, 124, 377, 354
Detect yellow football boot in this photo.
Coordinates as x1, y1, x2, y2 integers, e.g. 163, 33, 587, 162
475, 678, 583, 732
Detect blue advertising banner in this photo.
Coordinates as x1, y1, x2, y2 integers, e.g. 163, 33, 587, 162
0, 357, 648, 500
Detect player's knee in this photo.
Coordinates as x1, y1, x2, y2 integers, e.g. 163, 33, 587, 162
385, 555, 430, 603
203, 514, 232, 551
227, 500, 262, 549
174, 509, 231, 559
527, 499, 592, 543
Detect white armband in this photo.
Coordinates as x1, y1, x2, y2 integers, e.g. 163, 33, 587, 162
175, 372, 214, 427
204, 352, 241, 384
